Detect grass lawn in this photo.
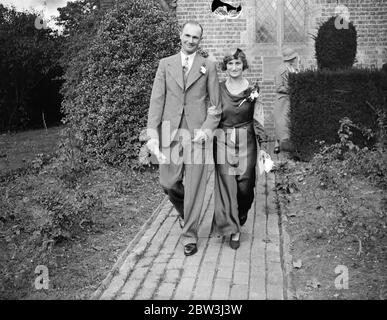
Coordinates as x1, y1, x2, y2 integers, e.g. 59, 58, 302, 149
0, 126, 164, 299
0, 126, 62, 175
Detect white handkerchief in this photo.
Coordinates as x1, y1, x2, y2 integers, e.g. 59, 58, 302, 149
254, 102, 265, 128
258, 150, 274, 174
264, 153, 274, 173
258, 150, 265, 175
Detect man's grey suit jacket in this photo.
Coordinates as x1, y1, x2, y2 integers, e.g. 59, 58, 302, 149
147, 52, 222, 147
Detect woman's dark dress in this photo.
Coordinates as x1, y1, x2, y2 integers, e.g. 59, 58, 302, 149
212, 80, 257, 236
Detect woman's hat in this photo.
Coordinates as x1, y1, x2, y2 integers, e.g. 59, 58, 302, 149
282, 47, 298, 61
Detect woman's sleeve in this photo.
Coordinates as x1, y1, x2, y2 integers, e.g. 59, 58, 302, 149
253, 98, 267, 142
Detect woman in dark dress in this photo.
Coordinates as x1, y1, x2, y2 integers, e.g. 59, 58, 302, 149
211, 48, 263, 249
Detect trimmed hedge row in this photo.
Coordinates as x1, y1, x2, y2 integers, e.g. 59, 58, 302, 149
288, 69, 387, 161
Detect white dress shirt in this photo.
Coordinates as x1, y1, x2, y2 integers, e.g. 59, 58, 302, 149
181, 51, 196, 73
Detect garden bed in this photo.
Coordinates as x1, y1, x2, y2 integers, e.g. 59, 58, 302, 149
276, 160, 386, 300
0, 127, 164, 299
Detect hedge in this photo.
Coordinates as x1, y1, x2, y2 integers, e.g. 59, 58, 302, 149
288, 69, 387, 161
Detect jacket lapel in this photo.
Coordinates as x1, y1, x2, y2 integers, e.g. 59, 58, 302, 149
168, 53, 184, 90
185, 54, 204, 91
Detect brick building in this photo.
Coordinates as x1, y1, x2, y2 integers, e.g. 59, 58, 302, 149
100, 0, 387, 131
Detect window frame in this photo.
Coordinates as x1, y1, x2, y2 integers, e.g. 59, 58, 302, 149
256, 0, 308, 46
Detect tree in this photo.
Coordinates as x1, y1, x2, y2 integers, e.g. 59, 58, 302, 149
56, 0, 101, 37
0, 4, 63, 132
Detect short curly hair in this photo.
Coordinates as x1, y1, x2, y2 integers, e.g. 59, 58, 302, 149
220, 48, 249, 71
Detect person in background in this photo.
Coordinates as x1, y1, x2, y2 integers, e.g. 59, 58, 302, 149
273, 47, 299, 154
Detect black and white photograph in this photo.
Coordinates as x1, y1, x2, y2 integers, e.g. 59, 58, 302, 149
0, 0, 386, 306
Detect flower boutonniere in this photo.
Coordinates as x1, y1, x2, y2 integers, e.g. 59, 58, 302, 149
197, 47, 209, 58
238, 80, 260, 107
200, 63, 207, 75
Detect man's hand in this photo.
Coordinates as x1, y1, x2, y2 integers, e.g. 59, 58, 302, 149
192, 129, 209, 144
146, 138, 167, 163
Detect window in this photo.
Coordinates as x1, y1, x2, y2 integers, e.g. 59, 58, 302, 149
256, 0, 306, 45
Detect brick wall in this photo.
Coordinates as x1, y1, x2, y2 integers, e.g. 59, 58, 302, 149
176, 0, 387, 131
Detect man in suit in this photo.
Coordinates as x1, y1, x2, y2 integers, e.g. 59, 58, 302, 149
146, 21, 222, 256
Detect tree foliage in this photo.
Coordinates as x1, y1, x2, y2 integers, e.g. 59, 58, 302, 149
61, 0, 180, 166
0, 4, 63, 132
56, 0, 100, 37
56, 0, 103, 79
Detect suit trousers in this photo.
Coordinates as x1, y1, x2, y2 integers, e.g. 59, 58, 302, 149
159, 115, 210, 246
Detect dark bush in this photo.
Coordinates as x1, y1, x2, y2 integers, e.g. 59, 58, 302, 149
288, 69, 387, 161
314, 16, 357, 70
61, 0, 180, 166
0, 5, 63, 132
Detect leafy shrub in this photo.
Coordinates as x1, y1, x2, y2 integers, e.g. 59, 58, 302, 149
312, 115, 386, 188
57, 0, 102, 110
288, 69, 387, 161
314, 16, 357, 70
275, 115, 386, 252
61, 0, 180, 167
52, 127, 100, 188
35, 187, 102, 247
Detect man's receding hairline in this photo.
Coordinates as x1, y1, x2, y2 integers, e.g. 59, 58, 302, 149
181, 21, 203, 37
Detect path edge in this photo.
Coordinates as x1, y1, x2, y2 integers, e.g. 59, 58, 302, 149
89, 194, 169, 300
274, 172, 295, 300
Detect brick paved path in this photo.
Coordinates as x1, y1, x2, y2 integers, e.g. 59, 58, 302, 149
92, 163, 288, 300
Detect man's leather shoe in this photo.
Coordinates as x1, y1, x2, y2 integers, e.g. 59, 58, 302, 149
184, 243, 197, 256
178, 216, 185, 229
229, 233, 240, 250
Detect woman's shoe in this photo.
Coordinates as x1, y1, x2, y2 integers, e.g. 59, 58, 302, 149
229, 232, 240, 250
239, 214, 247, 227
